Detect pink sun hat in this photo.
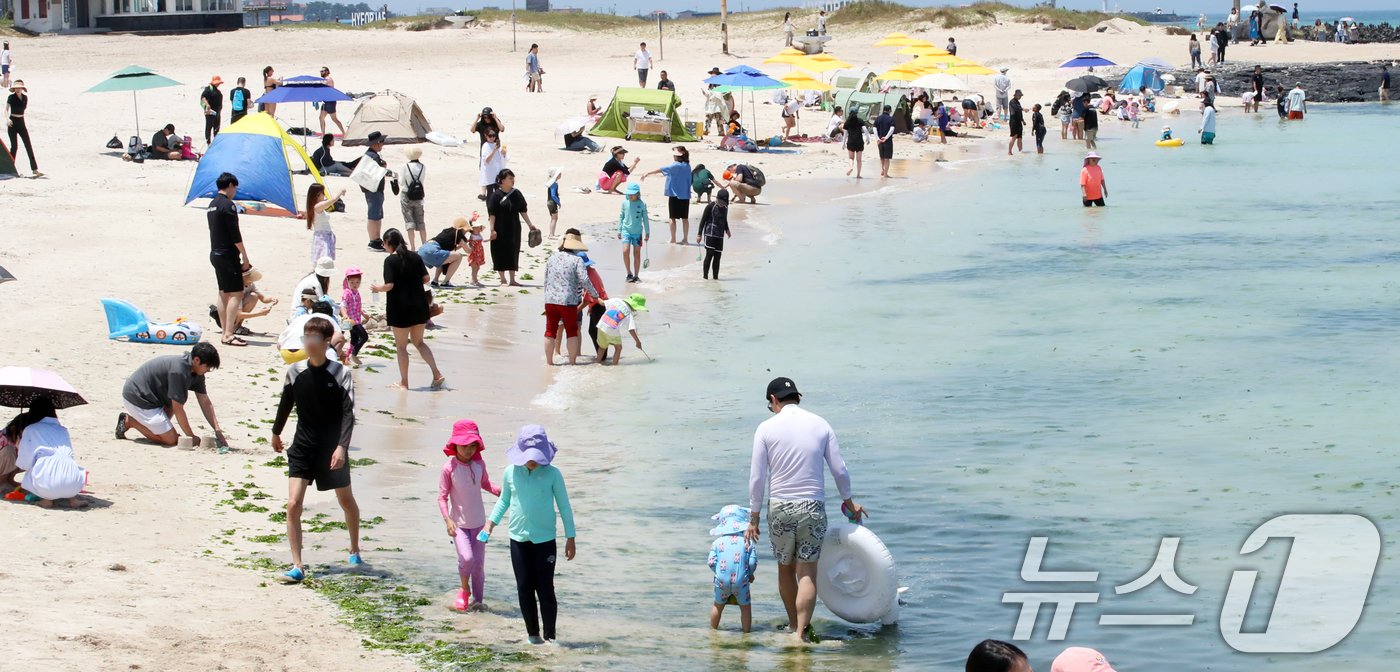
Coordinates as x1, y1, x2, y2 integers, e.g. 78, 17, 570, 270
443, 419, 485, 456
1052, 647, 1117, 672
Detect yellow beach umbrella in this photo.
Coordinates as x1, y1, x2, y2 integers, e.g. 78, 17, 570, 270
795, 55, 852, 73
946, 64, 997, 76
896, 45, 950, 57
764, 52, 808, 66
904, 39, 935, 48
912, 53, 962, 67
877, 68, 922, 82
873, 31, 912, 47
780, 73, 833, 91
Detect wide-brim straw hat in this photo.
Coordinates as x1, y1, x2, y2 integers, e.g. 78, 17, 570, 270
406, 147, 423, 161
242, 266, 263, 283
561, 233, 588, 252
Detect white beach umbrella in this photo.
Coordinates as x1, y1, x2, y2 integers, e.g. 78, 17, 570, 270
909, 72, 967, 91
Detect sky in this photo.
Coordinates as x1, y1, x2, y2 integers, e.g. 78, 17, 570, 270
396, 0, 1396, 19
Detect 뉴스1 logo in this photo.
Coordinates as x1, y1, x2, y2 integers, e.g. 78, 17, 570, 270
1002, 514, 1380, 654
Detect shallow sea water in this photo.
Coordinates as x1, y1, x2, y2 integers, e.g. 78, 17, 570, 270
358, 104, 1400, 670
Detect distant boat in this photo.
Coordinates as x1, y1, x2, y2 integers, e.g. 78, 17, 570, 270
1124, 9, 1190, 23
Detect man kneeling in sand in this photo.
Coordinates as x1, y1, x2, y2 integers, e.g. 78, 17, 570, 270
271, 318, 362, 583
116, 342, 229, 448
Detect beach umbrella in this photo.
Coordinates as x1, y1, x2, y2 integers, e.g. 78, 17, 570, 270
1136, 57, 1175, 71
912, 53, 962, 67
877, 68, 922, 83
896, 45, 950, 56
1065, 75, 1109, 93
909, 72, 967, 91
793, 55, 851, 75
85, 65, 182, 140
555, 116, 592, 138
0, 265, 14, 284
780, 73, 832, 92
0, 367, 87, 410
1060, 52, 1116, 68
706, 67, 788, 137
764, 48, 808, 66
254, 74, 353, 147
903, 39, 935, 48
1268, 4, 1286, 12
946, 64, 998, 76
873, 31, 912, 47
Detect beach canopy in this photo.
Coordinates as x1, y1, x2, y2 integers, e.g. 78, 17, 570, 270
830, 68, 879, 92
1061, 52, 1116, 68
342, 91, 432, 146
588, 87, 696, 142
184, 112, 323, 215
0, 138, 15, 177
1119, 64, 1166, 93
833, 91, 911, 132
85, 64, 182, 139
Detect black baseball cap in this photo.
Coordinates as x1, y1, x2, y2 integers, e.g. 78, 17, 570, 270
766, 377, 801, 402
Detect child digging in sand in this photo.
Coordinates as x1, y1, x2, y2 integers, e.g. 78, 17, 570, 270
708, 505, 758, 632
596, 293, 648, 365
438, 419, 501, 612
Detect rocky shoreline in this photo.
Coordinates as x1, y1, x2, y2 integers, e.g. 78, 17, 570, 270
1147, 61, 1394, 103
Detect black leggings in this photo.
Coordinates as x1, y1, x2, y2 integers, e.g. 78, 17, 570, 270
587, 304, 605, 350
703, 247, 722, 279
8, 116, 36, 172
510, 539, 558, 639
349, 323, 369, 357
204, 113, 221, 144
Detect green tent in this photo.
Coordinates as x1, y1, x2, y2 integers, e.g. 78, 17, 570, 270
0, 139, 17, 177
833, 91, 912, 133
589, 87, 696, 143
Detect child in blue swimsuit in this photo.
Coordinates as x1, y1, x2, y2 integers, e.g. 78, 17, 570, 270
708, 504, 758, 632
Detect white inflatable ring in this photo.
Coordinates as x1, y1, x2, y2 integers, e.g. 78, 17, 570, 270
426, 131, 462, 147
816, 522, 899, 624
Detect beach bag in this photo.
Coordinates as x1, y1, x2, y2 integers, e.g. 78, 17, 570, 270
349, 156, 388, 192
404, 162, 425, 200
528, 228, 543, 248
127, 135, 147, 163
744, 165, 766, 188
106, 135, 123, 149
330, 198, 347, 213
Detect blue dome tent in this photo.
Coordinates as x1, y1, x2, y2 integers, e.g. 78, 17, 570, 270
184, 112, 323, 217
1119, 63, 1166, 94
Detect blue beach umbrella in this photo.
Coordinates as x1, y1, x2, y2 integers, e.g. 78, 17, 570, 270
704, 67, 788, 136
255, 75, 353, 146
1060, 52, 1117, 69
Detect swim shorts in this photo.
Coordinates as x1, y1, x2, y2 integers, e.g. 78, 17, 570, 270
1201, 131, 1215, 145
1083, 198, 1106, 207
768, 499, 827, 565
714, 579, 752, 606
210, 252, 243, 293
544, 303, 580, 339
364, 190, 385, 221
287, 441, 351, 492
668, 196, 690, 220
621, 232, 642, 247
122, 399, 173, 435
596, 329, 623, 349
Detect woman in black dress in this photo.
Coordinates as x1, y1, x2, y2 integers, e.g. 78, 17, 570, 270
370, 229, 445, 390
843, 110, 866, 179
486, 169, 538, 287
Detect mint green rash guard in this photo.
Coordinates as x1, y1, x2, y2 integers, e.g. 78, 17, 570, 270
489, 464, 576, 543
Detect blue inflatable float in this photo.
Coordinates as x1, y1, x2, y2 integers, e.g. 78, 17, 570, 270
101, 298, 204, 345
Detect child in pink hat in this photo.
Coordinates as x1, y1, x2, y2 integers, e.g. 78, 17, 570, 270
341, 267, 368, 367
437, 419, 502, 611
1052, 647, 1117, 672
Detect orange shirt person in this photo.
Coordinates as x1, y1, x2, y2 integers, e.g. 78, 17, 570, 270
1080, 152, 1107, 207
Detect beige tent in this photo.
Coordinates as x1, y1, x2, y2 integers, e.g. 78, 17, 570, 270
342, 91, 432, 146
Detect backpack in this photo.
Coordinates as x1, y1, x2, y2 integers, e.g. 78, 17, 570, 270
404, 161, 425, 201
743, 165, 766, 187
127, 135, 147, 163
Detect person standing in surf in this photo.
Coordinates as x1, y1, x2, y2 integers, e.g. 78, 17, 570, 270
746, 377, 867, 643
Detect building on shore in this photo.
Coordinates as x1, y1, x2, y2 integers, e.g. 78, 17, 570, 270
524, 0, 548, 12
15, 0, 244, 33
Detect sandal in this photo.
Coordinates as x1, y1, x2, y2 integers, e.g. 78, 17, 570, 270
221, 336, 248, 347
430, 376, 447, 390
115, 413, 129, 440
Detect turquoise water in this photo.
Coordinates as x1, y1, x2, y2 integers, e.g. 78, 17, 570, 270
356, 105, 1400, 669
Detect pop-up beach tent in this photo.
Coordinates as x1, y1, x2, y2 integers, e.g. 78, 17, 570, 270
589, 87, 697, 142
1119, 63, 1166, 93
184, 112, 323, 217
342, 91, 432, 146
833, 91, 912, 133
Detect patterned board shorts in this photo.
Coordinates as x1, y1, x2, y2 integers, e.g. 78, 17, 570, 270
768, 499, 827, 565
714, 580, 752, 606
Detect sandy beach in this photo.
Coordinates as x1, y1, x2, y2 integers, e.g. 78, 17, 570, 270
2, 7, 1397, 669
